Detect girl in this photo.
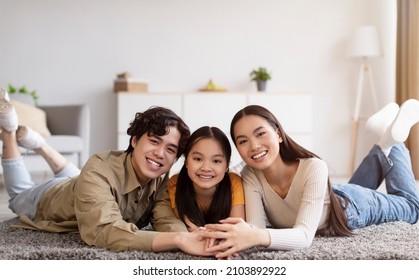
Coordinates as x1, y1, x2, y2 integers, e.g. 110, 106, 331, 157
168, 126, 245, 231
201, 100, 419, 258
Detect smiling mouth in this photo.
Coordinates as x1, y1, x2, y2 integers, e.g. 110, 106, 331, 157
198, 174, 214, 179
147, 158, 162, 167
252, 151, 267, 160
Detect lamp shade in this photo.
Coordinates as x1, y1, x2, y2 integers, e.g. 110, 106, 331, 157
349, 25, 382, 58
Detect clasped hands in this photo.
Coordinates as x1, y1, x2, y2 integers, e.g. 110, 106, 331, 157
192, 217, 256, 259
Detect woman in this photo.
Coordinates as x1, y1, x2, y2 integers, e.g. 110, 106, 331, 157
201, 100, 419, 258
168, 126, 245, 231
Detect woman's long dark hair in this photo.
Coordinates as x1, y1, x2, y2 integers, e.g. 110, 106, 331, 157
230, 105, 352, 237
175, 126, 233, 227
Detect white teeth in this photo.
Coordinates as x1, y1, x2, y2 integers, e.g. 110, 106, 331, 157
252, 151, 266, 159
199, 175, 213, 179
148, 159, 160, 167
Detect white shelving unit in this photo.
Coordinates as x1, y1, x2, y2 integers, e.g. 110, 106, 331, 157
117, 92, 313, 174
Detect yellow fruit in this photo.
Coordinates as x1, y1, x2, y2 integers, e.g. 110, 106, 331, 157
206, 79, 216, 90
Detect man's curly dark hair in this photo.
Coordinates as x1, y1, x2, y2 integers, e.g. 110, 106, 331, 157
125, 106, 190, 159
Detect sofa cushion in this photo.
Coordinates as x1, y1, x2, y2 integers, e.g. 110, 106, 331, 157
10, 99, 52, 137
45, 136, 84, 153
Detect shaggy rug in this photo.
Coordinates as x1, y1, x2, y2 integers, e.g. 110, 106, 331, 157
1, 217, 419, 260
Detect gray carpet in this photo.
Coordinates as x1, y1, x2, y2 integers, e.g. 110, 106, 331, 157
1, 217, 419, 260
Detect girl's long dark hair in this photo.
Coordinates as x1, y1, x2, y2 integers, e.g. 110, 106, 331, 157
175, 126, 233, 227
230, 105, 352, 237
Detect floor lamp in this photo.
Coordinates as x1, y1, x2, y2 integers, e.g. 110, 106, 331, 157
348, 25, 382, 174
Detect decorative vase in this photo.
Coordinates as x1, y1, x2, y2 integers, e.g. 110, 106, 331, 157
256, 80, 267, 92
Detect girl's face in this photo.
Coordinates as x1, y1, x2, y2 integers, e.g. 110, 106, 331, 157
130, 126, 180, 185
186, 138, 228, 191
233, 115, 282, 170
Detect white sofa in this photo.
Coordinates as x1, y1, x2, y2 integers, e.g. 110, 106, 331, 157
0, 101, 90, 179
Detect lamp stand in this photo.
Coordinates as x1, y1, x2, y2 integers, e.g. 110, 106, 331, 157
348, 61, 379, 174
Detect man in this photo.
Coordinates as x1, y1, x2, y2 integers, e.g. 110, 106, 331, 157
0, 87, 213, 255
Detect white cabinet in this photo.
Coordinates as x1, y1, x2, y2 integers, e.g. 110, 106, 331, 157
183, 93, 248, 133
117, 92, 313, 173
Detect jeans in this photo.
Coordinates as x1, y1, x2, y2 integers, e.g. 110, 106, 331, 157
332, 144, 419, 230
2, 156, 80, 219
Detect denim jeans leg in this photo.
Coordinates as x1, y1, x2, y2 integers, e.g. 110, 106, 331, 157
348, 145, 392, 190
54, 161, 80, 178
384, 144, 419, 213
1, 157, 35, 200
2, 158, 80, 218
334, 143, 419, 229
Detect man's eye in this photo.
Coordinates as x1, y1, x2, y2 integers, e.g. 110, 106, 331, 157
238, 139, 247, 145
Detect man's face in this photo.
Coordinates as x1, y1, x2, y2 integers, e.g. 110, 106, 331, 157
130, 126, 181, 185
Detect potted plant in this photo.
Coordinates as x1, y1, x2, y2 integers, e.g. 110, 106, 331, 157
250, 67, 272, 92
7, 84, 39, 106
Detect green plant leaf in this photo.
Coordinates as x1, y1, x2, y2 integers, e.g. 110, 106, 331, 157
8, 84, 16, 93
249, 67, 271, 81
6, 84, 39, 106
18, 86, 28, 94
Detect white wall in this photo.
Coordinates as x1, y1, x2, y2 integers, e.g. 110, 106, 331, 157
0, 0, 396, 176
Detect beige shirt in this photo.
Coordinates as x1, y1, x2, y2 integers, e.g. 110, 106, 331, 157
242, 158, 330, 250
19, 150, 187, 251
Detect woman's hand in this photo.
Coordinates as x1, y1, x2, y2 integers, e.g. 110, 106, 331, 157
200, 217, 270, 259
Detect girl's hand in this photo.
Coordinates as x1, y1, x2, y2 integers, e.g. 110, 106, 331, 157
184, 216, 198, 232
176, 231, 218, 257
200, 217, 270, 259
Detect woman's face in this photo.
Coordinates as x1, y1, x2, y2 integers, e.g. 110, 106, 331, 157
186, 138, 228, 191
233, 115, 282, 170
